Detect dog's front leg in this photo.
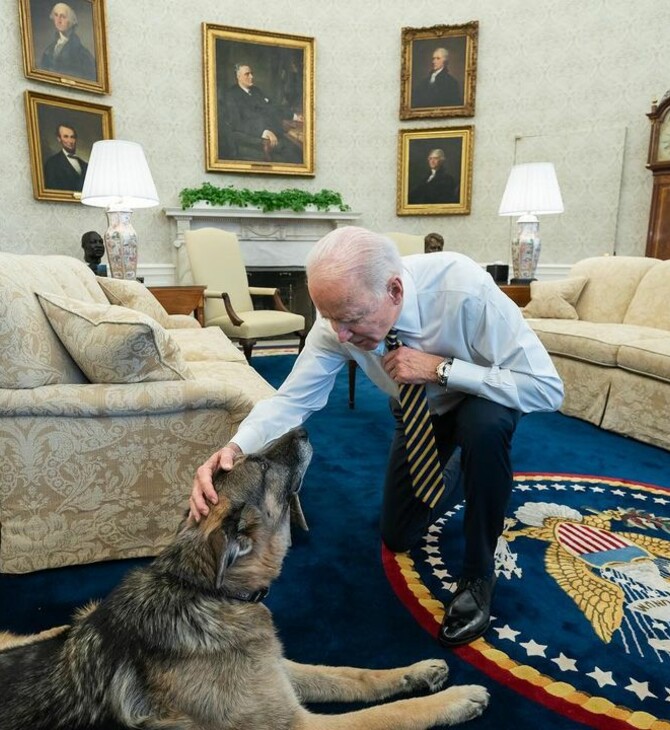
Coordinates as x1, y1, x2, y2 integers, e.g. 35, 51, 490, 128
289, 684, 489, 729
284, 658, 449, 703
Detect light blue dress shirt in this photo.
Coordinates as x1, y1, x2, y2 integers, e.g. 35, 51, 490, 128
231, 252, 564, 454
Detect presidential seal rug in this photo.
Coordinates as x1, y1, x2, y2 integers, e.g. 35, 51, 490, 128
383, 473, 670, 730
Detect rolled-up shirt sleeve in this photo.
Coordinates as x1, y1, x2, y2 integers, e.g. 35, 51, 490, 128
446, 294, 564, 414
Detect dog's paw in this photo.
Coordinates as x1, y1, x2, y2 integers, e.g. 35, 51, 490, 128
402, 658, 449, 693
438, 684, 489, 724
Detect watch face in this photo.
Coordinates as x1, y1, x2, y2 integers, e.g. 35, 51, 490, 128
658, 113, 670, 162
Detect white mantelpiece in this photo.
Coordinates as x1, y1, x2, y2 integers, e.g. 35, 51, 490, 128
163, 206, 361, 283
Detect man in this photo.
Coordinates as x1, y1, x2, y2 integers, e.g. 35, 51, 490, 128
412, 47, 461, 108
219, 63, 302, 163
81, 230, 105, 272
409, 149, 458, 205
41, 3, 96, 81
190, 227, 563, 647
43, 123, 88, 192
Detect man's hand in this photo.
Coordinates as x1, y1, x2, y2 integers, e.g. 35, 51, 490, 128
189, 444, 242, 521
383, 346, 443, 385
261, 129, 279, 148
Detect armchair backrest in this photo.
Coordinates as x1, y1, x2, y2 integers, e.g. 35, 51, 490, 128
384, 232, 425, 256
185, 228, 254, 322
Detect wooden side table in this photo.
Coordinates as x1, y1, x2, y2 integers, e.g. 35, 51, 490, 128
148, 285, 206, 326
499, 283, 531, 307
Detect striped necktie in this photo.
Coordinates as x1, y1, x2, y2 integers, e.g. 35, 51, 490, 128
386, 329, 444, 509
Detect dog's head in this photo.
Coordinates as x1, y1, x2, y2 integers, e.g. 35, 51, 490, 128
180, 428, 312, 597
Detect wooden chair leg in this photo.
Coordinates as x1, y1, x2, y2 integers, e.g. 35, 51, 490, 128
296, 330, 307, 353
348, 360, 357, 410
239, 338, 256, 363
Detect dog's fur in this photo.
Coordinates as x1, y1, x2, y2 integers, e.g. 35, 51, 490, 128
0, 429, 488, 729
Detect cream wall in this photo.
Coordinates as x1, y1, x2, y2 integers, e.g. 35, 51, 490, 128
1, 0, 668, 278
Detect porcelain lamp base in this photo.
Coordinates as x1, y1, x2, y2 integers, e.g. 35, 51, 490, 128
511, 214, 540, 282
104, 209, 138, 280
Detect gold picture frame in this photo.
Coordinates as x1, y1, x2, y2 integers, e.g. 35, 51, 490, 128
202, 23, 315, 176
19, 0, 110, 95
397, 126, 474, 216
25, 90, 114, 203
400, 21, 479, 120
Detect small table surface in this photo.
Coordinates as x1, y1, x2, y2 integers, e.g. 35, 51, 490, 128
499, 284, 531, 307
148, 285, 206, 326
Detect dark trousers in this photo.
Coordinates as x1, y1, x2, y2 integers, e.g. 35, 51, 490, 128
380, 395, 521, 578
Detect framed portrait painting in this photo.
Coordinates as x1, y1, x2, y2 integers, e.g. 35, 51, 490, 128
19, 0, 110, 94
25, 90, 114, 203
397, 126, 474, 216
400, 21, 478, 120
202, 23, 315, 176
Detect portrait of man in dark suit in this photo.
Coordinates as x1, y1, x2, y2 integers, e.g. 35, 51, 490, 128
400, 23, 478, 120
43, 122, 88, 191
20, 0, 110, 93
411, 47, 462, 109
408, 147, 459, 206
218, 61, 303, 164
39, 2, 96, 80
205, 26, 314, 174
26, 90, 111, 202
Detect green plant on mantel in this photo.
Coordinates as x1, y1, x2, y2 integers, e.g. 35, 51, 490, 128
179, 182, 350, 213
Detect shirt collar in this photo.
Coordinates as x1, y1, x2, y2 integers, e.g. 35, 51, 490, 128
393, 266, 421, 339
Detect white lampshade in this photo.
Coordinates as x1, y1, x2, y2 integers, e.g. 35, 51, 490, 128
81, 140, 159, 210
498, 162, 564, 217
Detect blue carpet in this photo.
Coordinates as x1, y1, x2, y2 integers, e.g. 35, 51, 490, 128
1, 354, 669, 729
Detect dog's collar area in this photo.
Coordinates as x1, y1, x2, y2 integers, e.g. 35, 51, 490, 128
220, 586, 269, 603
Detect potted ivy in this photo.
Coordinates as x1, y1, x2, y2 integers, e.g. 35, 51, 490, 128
179, 182, 350, 213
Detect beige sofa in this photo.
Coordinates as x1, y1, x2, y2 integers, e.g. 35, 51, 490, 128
0, 253, 275, 574
523, 256, 670, 451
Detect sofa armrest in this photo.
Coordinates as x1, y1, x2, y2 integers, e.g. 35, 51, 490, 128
0, 376, 271, 419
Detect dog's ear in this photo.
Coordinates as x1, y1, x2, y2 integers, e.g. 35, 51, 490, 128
214, 504, 262, 589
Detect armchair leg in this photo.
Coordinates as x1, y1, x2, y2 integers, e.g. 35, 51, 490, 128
239, 338, 257, 363
296, 330, 307, 354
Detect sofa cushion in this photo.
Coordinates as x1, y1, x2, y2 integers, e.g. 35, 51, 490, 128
522, 277, 587, 320
96, 277, 171, 328
616, 337, 670, 382
0, 254, 114, 388
528, 319, 666, 366
37, 292, 192, 384
623, 260, 670, 331
569, 256, 660, 323
169, 327, 246, 362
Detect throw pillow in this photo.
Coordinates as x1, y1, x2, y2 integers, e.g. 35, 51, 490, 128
522, 276, 588, 320
36, 292, 192, 384
96, 276, 170, 328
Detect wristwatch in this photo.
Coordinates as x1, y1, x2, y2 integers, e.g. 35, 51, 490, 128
436, 358, 453, 387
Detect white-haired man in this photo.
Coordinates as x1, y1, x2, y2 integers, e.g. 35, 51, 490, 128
190, 227, 563, 647
412, 47, 461, 108
41, 2, 96, 81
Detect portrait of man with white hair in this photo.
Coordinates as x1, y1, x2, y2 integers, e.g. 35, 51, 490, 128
39, 2, 96, 81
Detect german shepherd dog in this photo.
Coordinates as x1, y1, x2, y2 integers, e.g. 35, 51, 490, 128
0, 429, 489, 729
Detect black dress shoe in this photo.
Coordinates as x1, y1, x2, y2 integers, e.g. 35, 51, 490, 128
438, 575, 496, 647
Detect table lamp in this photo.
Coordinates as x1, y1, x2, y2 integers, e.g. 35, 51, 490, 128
81, 140, 159, 280
498, 162, 564, 283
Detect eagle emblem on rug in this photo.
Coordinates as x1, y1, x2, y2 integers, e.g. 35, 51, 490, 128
504, 503, 670, 647
383, 474, 670, 729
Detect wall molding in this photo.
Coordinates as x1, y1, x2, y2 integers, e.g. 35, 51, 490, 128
137, 263, 175, 286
